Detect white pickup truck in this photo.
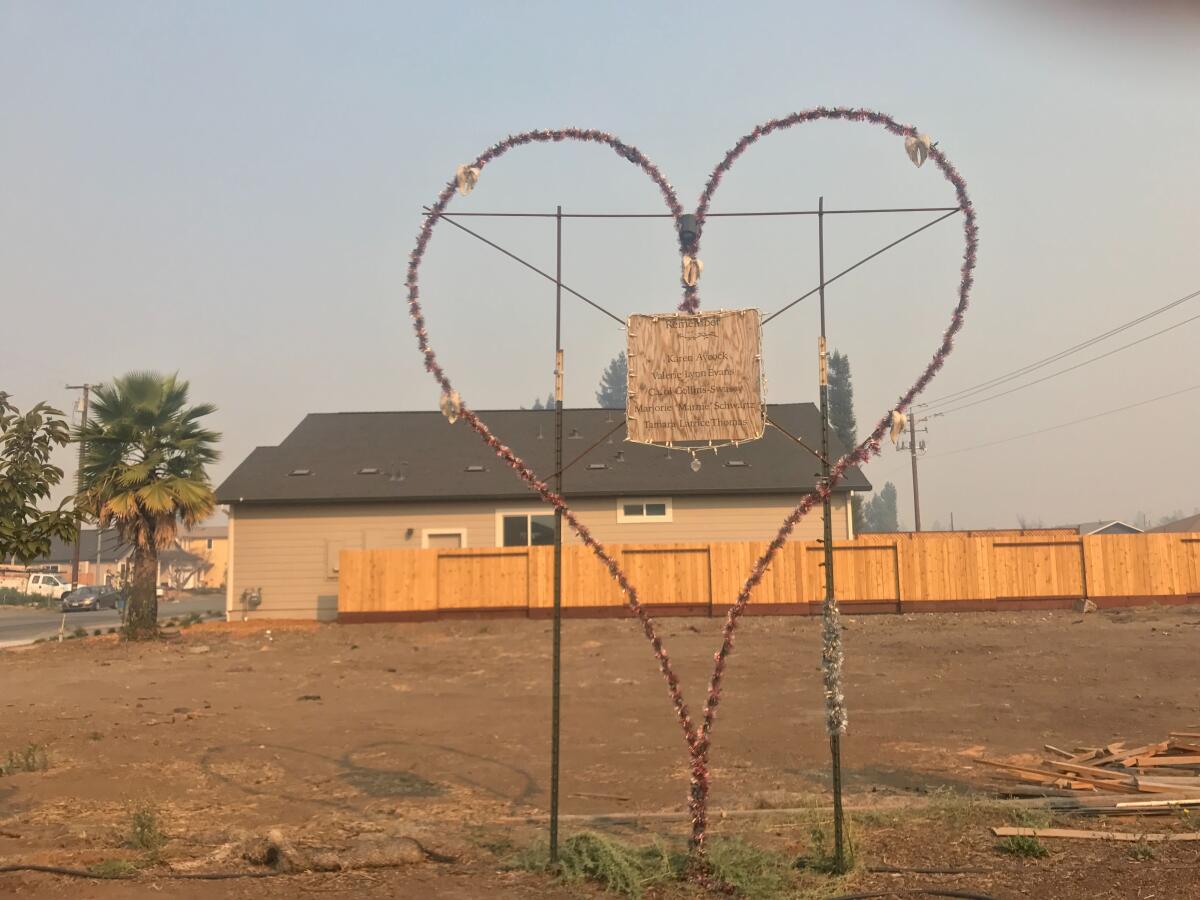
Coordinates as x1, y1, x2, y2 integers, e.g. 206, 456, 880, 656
24, 573, 76, 600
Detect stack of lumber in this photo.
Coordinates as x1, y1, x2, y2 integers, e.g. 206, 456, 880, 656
979, 732, 1200, 815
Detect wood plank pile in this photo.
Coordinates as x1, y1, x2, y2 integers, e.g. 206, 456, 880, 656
979, 732, 1200, 816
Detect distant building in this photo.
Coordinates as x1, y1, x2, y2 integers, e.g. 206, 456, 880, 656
1149, 512, 1200, 534
29, 528, 218, 589
175, 525, 229, 589
1069, 520, 1144, 536
216, 403, 871, 620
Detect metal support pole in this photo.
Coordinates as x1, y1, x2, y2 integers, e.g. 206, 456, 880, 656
816, 197, 847, 872
549, 205, 564, 863
66, 383, 92, 588
909, 412, 922, 532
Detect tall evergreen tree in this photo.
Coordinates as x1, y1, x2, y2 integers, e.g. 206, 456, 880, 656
826, 350, 865, 533
827, 350, 857, 451
860, 482, 900, 533
528, 391, 554, 410
595, 352, 627, 409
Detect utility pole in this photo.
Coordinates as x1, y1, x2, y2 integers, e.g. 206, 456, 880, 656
65, 383, 95, 587
908, 412, 922, 532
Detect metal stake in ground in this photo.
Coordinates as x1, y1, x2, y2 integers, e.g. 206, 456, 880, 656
816, 196, 849, 872
549, 205, 565, 863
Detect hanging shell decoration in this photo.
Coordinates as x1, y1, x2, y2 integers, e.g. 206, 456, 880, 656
889, 409, 907, 445
455, 164, 481, 196
681, 255, 703, 287
903, 134, 932, 168
439, 389, 463, 424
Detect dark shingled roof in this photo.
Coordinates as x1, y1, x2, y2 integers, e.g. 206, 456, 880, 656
216, 403, 871, 506
34, 529, 130, 564
1149, 513, 1200, 533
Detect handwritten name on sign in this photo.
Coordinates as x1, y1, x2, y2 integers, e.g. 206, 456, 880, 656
626, 309, 766, 445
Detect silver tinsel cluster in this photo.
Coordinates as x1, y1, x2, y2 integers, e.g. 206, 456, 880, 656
820, 597, 848, 736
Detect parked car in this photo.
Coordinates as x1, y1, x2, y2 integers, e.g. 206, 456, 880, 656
61, 585, 124, 612
26, 573, 75, 601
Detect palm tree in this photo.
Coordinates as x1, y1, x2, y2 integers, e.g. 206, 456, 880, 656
78, 372, 220, 640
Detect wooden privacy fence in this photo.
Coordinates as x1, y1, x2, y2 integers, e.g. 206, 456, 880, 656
338, 532, 1200, 621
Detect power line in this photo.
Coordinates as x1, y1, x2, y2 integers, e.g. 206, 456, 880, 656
933, 382, 1200, 457
928, 307, 1200, 419
922, 286, 1200, 410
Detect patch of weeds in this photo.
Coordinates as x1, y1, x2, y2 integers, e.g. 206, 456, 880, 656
180, 612, 202, 627
995, 834, 1049, 859
124, 804, 166, 853
71, 626, 88, 639
705, 836, 792, 897
88, 858, 140, 879
795, 821, 856, 875
512, 831, 683, 899
93, 628, 103, 636
1008, 806, 1054, 829
1127, 840, 1156, 862
107, 627, 118, 634
1, 744, 49, 776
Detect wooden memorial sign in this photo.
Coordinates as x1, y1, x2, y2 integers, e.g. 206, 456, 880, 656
626, 309, 766, 446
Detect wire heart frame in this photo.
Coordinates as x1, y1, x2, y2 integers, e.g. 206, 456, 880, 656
405, 107, 979, 853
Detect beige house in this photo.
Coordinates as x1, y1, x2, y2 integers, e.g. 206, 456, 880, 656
216, 403, 868, 621
175, 525, 229, 588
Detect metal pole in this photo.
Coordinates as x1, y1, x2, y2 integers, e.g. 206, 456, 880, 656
549, 204, 564, 863
66, 383, 91, 588
909, 412, 922, 532
816, 197, 847, 872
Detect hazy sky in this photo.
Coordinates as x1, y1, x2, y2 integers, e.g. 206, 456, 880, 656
2, 1, 1197, 530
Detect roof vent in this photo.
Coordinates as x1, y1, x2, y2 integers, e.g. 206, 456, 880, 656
568, 427, 583, 439
724, 460, 748, 468
586, 463, 607, 470
464, 465, 486, 473
615, 451, 626, 462
288, 468, 312, 477
357, 467, 380, 475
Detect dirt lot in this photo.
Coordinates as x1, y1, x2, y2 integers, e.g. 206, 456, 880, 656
1, 606, 1198, 898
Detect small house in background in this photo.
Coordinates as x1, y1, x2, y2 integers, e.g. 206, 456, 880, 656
175, 525, 229, 589
216, 402, 870, 621
29, 529, 130, 586
27, 527, 225, 591
1149, 512, 1200, 533
1070, 520, 1145, 536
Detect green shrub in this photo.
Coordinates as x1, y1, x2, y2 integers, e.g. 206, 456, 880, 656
0, 744, 49, 776
796, 821, 856, 875
995, 835, 1049, 858
124, 804, 166, 852
513, 832, 682, 899
88, 859, 139, 879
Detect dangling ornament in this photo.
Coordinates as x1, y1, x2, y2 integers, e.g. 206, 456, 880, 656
889, 410, 907, 445
903, 134, 932, 168
682, 255, 703, 287
440, 389, 462, 424
690, 456, 702, 473
455, 165, 481, 196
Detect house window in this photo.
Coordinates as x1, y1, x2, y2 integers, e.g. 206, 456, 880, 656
500, 513, 556, 547
616, 498, 673, 523
206, 538, 213, 550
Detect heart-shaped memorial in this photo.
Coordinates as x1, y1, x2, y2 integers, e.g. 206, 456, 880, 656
405, 107, 978, 853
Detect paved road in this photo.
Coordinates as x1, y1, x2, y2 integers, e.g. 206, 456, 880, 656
0, 595, 223, 647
